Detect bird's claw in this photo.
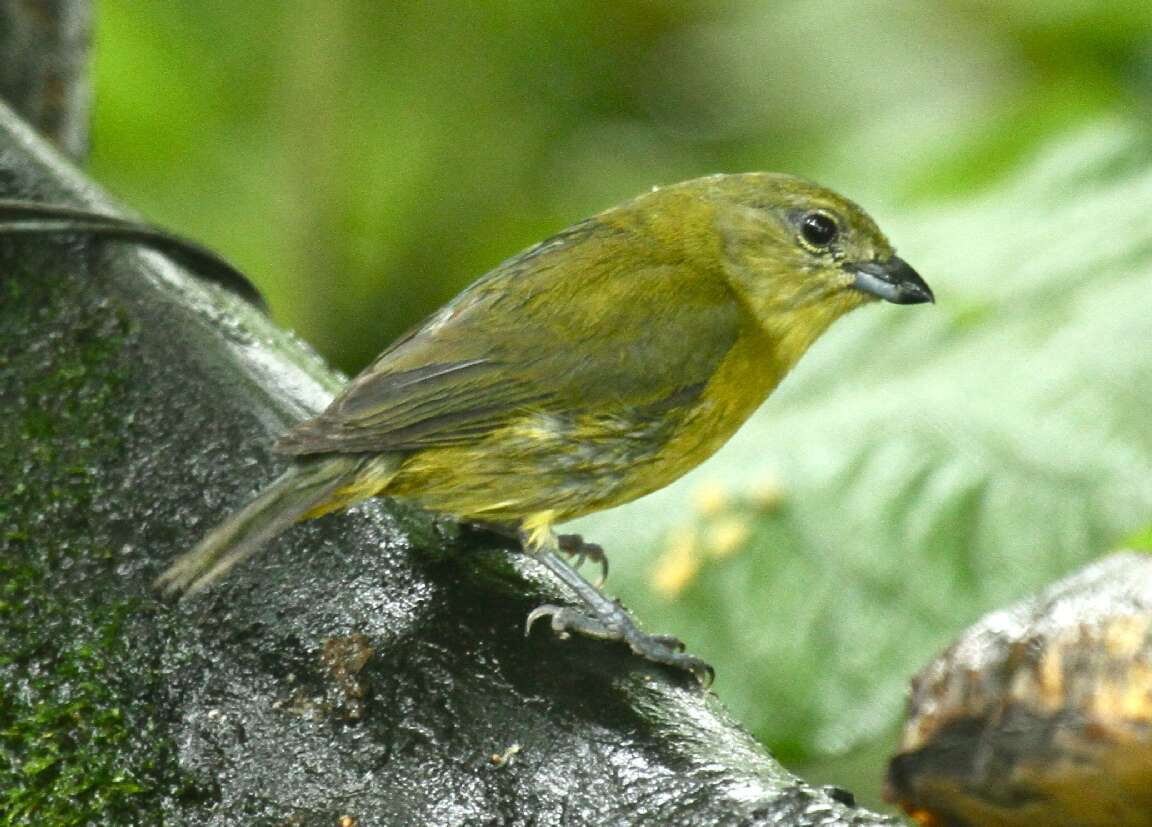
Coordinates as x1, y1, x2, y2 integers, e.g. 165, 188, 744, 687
525, 604, 616, 640
646, 633, 687, 652
556, 533, 609, 586
524, 602, 713, 687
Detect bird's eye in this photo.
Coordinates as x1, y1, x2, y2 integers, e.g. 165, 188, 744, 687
800, 211, 839, 249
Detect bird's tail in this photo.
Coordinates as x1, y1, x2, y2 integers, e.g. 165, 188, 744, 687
155, 455, 369, 599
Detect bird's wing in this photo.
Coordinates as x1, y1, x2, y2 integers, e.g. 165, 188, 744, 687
275, 224, 741, 456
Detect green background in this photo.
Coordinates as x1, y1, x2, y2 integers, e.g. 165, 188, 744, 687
87, 1, 1152, 813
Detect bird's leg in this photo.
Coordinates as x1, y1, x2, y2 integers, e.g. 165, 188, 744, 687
468, 522, 608, 586
522, 529, 713, 686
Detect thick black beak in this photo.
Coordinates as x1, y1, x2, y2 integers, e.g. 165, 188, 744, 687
848, 256, 934, 305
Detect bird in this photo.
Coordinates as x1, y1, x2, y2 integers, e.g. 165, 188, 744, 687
155, 172, 933, 683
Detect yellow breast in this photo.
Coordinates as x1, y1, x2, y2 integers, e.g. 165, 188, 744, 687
383, 315, 802, 526
651, 321, 788, 485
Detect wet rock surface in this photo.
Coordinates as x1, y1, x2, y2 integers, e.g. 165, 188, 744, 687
0, 103, 896, 826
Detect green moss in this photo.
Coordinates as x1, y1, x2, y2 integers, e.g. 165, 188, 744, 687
0, 602, 147, 825
0, 272, 181, 825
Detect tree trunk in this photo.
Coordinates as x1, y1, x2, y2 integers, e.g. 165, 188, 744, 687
0, 0, 91, 160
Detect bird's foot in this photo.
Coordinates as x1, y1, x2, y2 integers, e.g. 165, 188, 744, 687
555, 533, 608, 586
525, 602, 713, 686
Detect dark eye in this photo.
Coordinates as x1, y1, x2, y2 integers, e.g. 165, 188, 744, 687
800, 211, 839, 248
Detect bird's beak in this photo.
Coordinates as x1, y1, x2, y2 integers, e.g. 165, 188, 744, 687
847, 256, 934, 305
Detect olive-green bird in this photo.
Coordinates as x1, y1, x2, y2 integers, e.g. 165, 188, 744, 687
156, 173, 933, 681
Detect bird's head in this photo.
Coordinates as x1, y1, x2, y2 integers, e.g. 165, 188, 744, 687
636, 173, 933, 362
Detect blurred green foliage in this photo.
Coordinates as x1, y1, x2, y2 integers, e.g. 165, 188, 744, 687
87, 0, 1152, 815
91, 0, 1152, 372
